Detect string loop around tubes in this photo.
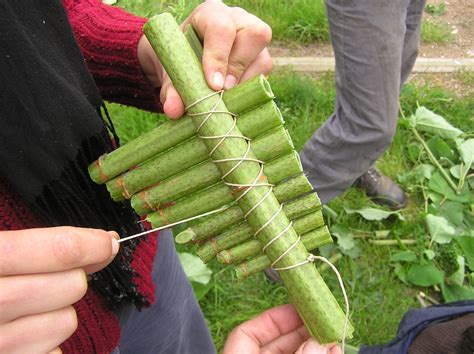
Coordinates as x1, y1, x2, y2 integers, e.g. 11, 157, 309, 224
122, 88, 350, 351
273, 253, 350, 352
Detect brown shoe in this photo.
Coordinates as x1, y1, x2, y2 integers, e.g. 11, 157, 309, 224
264, 268, 282, 283
356, 168, 407, 210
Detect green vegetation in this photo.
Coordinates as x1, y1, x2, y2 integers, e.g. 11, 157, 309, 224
105, 0, 471, 350
115, 0, 454, 46
225, 0, 329, 43
115, 0, 328, 43
425, 3, 446, 17
421, 19, 453, 44
107, 70, 473, 349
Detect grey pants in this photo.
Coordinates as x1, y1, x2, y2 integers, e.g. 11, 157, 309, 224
301, 0, 426, 203
115, 229, 216, 354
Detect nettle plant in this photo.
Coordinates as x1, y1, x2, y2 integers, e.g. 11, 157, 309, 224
395, 106, 473, 301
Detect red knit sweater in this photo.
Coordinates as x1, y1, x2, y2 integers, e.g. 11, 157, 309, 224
0, 1, 161, 353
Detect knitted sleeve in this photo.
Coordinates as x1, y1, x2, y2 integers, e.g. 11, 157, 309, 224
62, 0, 162, 112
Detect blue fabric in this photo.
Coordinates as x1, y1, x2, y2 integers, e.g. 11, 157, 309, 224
114, 229, 216, 354
359, 300, 474, 354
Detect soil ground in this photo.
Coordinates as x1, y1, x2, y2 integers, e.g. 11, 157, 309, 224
269, 0, 473, 59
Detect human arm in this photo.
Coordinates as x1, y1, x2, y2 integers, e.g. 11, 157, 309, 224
223, 304, 342, 354
0, 227, 120, 353
63, 0, 272, 118
138, 0, 273, 118
62, 0, 160, 111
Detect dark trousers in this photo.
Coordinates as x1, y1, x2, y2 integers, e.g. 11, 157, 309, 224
301, 0, 426, 203
115, 229, 216, 354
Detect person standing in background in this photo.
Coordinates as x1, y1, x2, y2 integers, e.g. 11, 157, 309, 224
301, 0, 426, 209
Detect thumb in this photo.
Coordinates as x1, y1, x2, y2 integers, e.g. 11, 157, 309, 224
296, 338, 341, 354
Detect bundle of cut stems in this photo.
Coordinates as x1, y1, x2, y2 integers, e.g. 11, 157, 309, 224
147, 174, 314, 227
144, 14, 353, 343
89, 74, 275, 184
174, 192, 321, 243
132, 151, 303, 215
197, 209, 325, 263
218, 226, 332, 265
107, 125, 293, 201
235, 226, 332, 279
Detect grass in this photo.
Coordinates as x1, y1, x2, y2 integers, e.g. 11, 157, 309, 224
116, 0, 453, 46
225, 0, 329, 43
106, 71, 473, 350
421, 19, 453, 44
425, 3, 446, 17
116, 0, 328, 43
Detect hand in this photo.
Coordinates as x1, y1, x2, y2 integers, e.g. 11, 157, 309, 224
223, 304, 342, 354
138, 0, 273, 119
0, 227, 120, 353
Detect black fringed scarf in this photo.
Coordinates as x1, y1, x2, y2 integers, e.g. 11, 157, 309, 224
0, 1, 148, 310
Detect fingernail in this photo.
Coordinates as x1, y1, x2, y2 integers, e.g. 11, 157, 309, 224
224, 74, 237, 89
108, 231, 120, 241
108, 231, 120, 256
213, 71, 224, 88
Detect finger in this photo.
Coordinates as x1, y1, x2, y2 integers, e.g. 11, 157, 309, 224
160, 74, 185, 119
223, 304, 303, 353
295, 338, 342, 354
0, 306, 77, 354
191, 5, 236, 90
239, 49, 273, 83
261, 325, 310, 354
0, 227, 120, 276
0, 269, 87, 323
224, 12, 272, 89
329, 343, 343, 354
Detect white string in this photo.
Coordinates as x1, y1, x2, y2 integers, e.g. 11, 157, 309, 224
185, 92, 272, 206
262, 221, 293, 252
118, 205, 229, 243
123, 90, 350, 348
270, 235, 301, 268
273, 253, 350, 352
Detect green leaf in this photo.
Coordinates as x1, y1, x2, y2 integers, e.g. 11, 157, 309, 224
446, 256, 465, 286
427, 191, 444, 204
457, 138, 474, 168
428, 171, 470, 202
423, 250, 436, 261
344, 206, 404, 221
426, 136, 456, 162
456, 236, 474, 271
412, 106, 463, 140
191, 282, 212, 301
435, 201, 465, 226
406, 262, 445, 287
178, 252, 212, 285
330, 224, 360, 258
450, 165, 462, 179
441, 282, 474, 302
394, 263, 411, 285
390, 251, 417, 262
426, 214, 456, 244
407, 143, 422, 163
413, 164, 435, 182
